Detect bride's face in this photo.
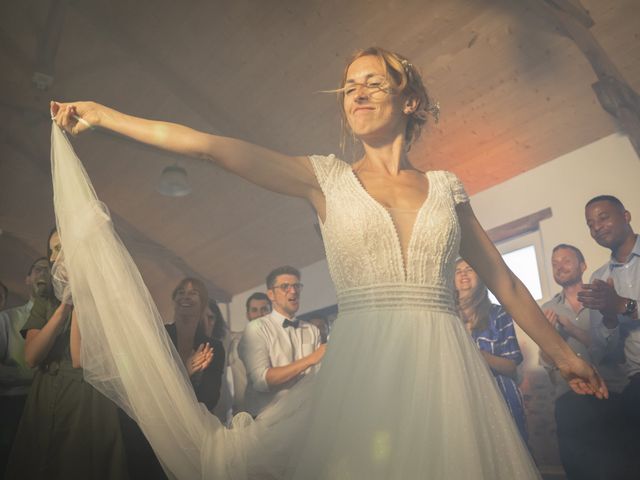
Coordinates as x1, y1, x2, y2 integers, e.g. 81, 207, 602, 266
343, 55, 407, 143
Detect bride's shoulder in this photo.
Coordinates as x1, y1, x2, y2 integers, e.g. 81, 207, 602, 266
308, 154, 348, 168
427, 170, 469, 204
427, 170, 464, 184
307, 154, 350, 186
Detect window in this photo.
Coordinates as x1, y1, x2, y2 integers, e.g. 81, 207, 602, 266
488, 230, 550, 304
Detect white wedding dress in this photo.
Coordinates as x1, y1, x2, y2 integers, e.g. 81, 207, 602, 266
51, 124, 540, 479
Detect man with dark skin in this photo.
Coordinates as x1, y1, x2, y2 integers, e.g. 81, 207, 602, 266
580, 196, 638, 326
579, 195, 639, 478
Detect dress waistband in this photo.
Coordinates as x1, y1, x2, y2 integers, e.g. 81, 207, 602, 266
39, 359, 84, 379
337, 283, 456, 314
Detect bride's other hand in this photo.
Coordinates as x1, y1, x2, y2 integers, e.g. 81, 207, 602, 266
51, 100, 101, 135
557, 354, 608, 399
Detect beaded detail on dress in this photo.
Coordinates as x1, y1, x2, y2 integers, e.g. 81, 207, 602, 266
309, 155, 469, 312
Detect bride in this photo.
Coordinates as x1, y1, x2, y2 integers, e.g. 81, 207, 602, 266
51, 47, 605, 479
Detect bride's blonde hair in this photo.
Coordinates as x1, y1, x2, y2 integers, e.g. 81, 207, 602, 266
338, 47, 438, 151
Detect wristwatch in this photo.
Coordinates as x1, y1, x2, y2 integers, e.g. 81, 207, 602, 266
624, 298, 638, 316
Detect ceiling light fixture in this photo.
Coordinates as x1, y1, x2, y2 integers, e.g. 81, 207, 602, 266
156, 164, 192, 197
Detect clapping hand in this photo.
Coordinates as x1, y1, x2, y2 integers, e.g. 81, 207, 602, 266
578, 278, 624, 316
309, 344, 327, 365
187, 343, 214, 376
543, 309, 559, 329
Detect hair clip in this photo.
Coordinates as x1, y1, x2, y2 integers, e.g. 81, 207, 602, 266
400, 59, 413, 73
429, 101, 440, 124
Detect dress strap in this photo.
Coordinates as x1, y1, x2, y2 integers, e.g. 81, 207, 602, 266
308, 154, 347, 192
442, 171, 469, 205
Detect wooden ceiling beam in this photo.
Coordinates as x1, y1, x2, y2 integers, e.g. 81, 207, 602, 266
542, 0, 593, 28
533, 0, 640, 157
0, 25, 33, 76
32, 0, 68, 90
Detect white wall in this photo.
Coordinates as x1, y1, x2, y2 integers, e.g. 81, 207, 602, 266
471, 133, 640, 301
225, 133, 640, 332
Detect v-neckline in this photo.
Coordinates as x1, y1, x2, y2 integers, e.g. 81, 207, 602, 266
348, 167, 433, 281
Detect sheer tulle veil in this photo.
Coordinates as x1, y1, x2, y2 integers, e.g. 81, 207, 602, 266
50, 123, 242, 479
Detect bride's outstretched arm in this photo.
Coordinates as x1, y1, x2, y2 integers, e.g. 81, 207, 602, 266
456, 202, 608, 399
50, 101, 324, 206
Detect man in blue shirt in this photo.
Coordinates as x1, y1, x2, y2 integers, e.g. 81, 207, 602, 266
579, 195, 639, 478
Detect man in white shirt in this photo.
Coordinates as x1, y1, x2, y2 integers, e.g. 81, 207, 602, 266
227, 292, 272, 414
239, 266, 326, 417
246, 292, 272, 322
0, 257, 51, 472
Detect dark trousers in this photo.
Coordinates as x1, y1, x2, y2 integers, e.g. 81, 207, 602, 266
556, 390, 636, 480
118, 409, 168, 480
0, 395, 27, 478
622, 374, 640, 430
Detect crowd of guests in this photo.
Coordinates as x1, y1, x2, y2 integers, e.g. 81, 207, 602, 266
456, 193, 640, 480
1, 192, 638, 479
0, 235, 327, 479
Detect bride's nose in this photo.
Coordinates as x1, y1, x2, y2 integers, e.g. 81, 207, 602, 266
356, 92, 369, 101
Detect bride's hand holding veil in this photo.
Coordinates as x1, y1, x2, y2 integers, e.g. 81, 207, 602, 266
51, 101, 100, 136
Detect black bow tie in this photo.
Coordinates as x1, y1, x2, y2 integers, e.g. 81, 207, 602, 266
282, 319, 300, 329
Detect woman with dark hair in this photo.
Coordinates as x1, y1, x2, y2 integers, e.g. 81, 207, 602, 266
51, 46, 605, 478
203, 299, 229, 344
5, 229, 129, 480
454, 258, 528, 442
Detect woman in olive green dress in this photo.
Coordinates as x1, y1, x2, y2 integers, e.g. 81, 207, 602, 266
5, 229, 129, 480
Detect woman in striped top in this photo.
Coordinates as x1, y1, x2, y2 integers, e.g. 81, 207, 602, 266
455, 258, 528, 443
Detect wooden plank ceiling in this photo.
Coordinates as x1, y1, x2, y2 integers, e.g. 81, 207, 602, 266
1, 0, 638, 315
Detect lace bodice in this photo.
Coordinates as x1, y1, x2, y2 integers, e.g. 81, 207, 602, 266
309, 155, 469, 312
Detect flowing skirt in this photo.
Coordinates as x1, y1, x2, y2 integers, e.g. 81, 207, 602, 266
280, 307, 540, 479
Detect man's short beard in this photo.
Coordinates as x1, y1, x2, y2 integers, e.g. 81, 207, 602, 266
557, 276, 581, 288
